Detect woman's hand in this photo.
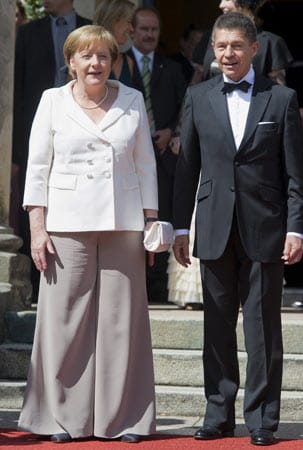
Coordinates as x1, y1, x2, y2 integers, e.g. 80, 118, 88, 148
28, 206, 55, 272
31, 229, 55, 272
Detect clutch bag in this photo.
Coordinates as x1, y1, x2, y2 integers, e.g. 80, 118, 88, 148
143, 221, 174, 253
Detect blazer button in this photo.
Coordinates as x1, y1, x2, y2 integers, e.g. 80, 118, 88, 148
230, 186, 235, 192
234, 161, 240, 166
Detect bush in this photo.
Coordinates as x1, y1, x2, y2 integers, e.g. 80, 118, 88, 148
23, 0, 46, 21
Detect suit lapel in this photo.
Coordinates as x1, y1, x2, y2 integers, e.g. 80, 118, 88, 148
238, 77, 272, 152
207, 78, 237, 154
64, 81, 136, 140
151, 53, 164, 87
39, 16, 55, 58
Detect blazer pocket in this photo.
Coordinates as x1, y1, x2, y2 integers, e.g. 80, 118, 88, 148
123, 172, 139, 190
197, 180, 212, 201
257, 122, 279, 132
259, 184, 282, 203
48, 173, 77, 190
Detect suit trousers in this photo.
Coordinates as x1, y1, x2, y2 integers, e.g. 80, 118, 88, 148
18, 231, 156, 438
200, 220, 284, 432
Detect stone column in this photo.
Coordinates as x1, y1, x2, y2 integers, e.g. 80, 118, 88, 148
0, 1, 32, 343
0, 0, 15, 225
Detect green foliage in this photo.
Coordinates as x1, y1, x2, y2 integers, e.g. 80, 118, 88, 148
23, 0, 46, 21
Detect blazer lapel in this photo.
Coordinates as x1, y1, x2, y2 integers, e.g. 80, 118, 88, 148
99, 82, 136, 132
207, 78, 237, 154
63, 81, 136, 139
238, 77, 272, 152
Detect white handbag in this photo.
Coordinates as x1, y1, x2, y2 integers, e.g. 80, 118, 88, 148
143, 221, 174, 253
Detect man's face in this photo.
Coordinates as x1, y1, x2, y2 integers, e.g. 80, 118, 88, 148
132, 11, 160, 54
181, 30, 203, 60
212, 28, 258, 81
42, 0, 72, 16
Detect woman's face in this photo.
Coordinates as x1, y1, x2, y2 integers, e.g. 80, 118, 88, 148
112, 16, 133, 46
219, 0, 238, 13
69, 40, 112, 87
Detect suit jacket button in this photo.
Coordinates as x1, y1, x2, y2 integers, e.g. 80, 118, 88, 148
235, 161, 240, 166
230, 186, 235, 192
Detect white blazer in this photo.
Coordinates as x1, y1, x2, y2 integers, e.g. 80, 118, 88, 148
23, 80, 158, 232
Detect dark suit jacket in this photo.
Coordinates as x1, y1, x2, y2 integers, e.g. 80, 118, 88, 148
173, 75, 303, 262
13, 14, 91, 169
128, 49, 186, 220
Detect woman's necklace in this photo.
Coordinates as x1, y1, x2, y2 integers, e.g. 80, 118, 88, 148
74, 86, 109, 110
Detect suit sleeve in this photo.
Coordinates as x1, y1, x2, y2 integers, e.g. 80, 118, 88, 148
173, 87, 201, 229
23, 91, 54, 208
283, 90, 303, 233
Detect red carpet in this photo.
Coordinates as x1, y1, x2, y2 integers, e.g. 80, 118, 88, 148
0, 431, 302, 449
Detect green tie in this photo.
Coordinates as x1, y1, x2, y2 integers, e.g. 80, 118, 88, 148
141, 55, 155, 134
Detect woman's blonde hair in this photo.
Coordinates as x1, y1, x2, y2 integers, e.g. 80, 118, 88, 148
93, 0, 135, 32
64, 25, 119, 78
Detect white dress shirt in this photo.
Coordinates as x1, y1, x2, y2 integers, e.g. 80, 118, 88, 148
131, 46, 154, 74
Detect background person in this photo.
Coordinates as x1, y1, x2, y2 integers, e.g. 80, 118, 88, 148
18, 25, 158, 444
129, 6, 186, 303
93, 0, 135, 86
12, 0, 91, 302
173, 12, 303, 446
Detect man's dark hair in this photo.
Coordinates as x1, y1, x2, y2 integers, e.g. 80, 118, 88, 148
131, 7, 162, 29
182, 24, 204, 41
212, 12, 257, 44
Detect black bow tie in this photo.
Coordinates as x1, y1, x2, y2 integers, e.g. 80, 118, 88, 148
222, 80, 252, 94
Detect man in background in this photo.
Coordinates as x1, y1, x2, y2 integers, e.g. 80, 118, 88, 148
129, 7, 186, 303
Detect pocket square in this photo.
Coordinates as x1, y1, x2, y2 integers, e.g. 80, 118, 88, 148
143, 221, 174, 253
258, 121, 276, 125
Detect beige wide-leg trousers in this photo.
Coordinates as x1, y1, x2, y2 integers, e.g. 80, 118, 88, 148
18, 231, 156, 438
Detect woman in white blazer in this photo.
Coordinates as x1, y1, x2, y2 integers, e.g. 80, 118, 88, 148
19, 25, 158, 444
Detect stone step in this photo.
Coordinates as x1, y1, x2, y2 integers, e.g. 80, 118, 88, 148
153, 349, 303, 391
1, 380, 303, 421
0, 344, 31, 379
155, 386, 303, 421
4, 306, 303, 349
149, 309, 303, 353
3, 343, 302, 392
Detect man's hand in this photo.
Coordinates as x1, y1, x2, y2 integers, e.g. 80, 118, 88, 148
173, 234, 191, 267
153, 128, 172, 153
282, 235, 303, 265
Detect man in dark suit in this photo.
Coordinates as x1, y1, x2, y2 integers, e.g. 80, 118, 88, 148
13, 0, 91, 300
173, 12, 303, 446
129, 7, 186, 303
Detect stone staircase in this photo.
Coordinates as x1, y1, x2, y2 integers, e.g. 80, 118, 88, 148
1, 302, 303, 422
150, 306, 303, 421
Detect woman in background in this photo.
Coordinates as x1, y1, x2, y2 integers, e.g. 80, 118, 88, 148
94, 0, 135, 86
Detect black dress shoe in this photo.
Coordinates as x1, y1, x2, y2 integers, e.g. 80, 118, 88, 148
50, 433, 72, 443
251, 429, 275, 446
194, 426, 234, 440
120, 433, 141, 443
